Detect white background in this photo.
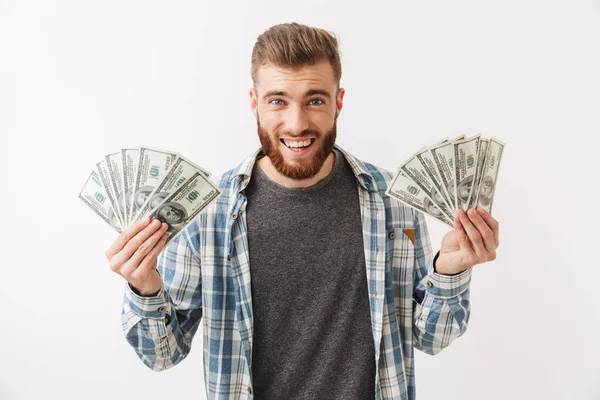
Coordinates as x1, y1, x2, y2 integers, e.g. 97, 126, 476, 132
1, 1, 599, 399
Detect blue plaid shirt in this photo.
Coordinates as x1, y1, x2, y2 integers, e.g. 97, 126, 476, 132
121, 144, 473, 400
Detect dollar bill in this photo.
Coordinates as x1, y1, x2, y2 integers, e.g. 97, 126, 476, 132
474, 137, 505, 214
121, 148, 140, 226
106, 152, 127, 228
132, 154, 211, 221
147, 171, 221, 247
466, 138, 489, 210
400, 148, 455, 220
454, 135, 481, 212
130, 146, 178, 226
96, 159, 125, 228
415, 145, 456, 215
386, 169, 455, 228
429, 139, 459, 212
78, 170, 122, 233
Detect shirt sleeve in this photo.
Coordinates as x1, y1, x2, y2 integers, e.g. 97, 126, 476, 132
120, 228, 203, 371
411, 210, 472, 355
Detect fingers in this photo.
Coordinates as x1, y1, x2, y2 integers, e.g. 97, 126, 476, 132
105, 216, 152, 259
121, 222, 169, 277
477, 207, 500, 248
111, 219, 164, 270
458, 209, 488, 264
466, 208, 497, 255
135, 232, 169, 278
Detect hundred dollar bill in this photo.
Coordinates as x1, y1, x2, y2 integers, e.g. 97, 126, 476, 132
147, 171, 221, 247
105, 151, 127, 227
466, 138, 489, 210
386, 169, 454, 228
400, 148, 454, 220
78, 170, 122, 233
130, 146, 178, 225
132, 154, 211, 221
474, 137, 505, 215
121, 148, 140, 226
429, 137, 463, 212
454, 135, 481, 212
415, 144, 456, 215
96, 159, 125, 228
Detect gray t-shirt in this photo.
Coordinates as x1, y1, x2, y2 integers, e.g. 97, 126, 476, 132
245, 148, 376, 400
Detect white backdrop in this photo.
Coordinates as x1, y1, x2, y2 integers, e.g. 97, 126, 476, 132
1, 1, 599, 399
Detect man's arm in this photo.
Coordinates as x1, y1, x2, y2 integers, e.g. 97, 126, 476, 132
121, 228, 203, 371
411, 210, 472, 355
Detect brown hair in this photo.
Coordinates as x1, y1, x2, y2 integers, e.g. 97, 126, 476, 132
251, 22, 342, 92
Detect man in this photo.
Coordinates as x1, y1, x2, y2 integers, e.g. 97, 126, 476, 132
106, 22, 500, 400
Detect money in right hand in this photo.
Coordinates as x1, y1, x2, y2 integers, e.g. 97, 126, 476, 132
105, 216, 169, 296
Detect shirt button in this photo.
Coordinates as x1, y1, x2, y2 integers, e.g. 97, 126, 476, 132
247, 387, 252, 394
388, 231, 395, 240
227, 255, 231, 261
426, 281, 433, 288
232, 213, 238, 220
158, 306, 166, 312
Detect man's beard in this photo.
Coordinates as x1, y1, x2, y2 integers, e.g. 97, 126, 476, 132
256, 116, 337, 180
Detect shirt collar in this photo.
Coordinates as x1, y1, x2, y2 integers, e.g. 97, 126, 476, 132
228, 143, 380, 193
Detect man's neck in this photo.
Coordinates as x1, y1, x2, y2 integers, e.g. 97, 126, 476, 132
256, 151, 336, 189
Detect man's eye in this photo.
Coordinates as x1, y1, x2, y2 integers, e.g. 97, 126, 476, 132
269, 99, 284, 105
309, 99, 324, 106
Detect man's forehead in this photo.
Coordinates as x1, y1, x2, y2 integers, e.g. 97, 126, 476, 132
255, 61, 336, 96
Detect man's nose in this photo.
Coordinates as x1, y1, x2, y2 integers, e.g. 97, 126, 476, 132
286, 105, 310, 136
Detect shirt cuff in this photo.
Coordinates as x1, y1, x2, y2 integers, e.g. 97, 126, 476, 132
420, 252, 472, 298
124, 282, 170, 319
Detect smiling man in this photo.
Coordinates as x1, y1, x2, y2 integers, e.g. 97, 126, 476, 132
107, 22, 500, 400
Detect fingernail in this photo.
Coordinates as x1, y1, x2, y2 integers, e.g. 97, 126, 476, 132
144, 216, 150, 223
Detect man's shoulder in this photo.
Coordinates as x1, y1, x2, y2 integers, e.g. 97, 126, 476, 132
345, 151, 419, 226
341, 149, 394, 193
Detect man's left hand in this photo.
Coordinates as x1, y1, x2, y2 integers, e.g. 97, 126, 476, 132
435, 207, 500, 276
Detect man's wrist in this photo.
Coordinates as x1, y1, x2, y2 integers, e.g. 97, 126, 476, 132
433, 251, 460, 276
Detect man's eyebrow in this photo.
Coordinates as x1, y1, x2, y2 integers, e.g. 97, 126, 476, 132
262, 89, 332, 100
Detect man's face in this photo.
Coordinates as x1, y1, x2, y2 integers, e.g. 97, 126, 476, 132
135, 190, 151, 207
250, 61, 345, 180
158, 204, 183, 224
459, 182, 471, 200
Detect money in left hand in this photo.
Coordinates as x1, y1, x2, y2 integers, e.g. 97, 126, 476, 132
434, 207, 500, 275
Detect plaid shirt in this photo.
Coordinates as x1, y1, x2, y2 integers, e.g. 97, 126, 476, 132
121, 144, 473, 400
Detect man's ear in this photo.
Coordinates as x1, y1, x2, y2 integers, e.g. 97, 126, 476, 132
249, 87, 258, 118
336, 87, 345, 116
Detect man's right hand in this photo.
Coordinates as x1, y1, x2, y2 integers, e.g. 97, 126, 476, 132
105, 216, 170, 297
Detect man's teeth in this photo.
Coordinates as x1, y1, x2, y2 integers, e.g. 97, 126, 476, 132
283, 139, 312, 148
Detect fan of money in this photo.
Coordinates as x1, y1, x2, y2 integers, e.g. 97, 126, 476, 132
78, 146, 221, 247
385, 135, 505, 228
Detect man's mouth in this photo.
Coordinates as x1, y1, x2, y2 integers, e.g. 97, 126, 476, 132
280, 138, 316, 152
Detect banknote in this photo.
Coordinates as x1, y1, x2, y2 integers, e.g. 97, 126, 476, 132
147, 171, 222, 247
415, 145, 455, 214
466, 138, 489, 210
78, 170, 123, 233
400, 149, 454, 220
106, 152, 127, 228
132, 154, 211, 221
429, 140, 459, 212
454, 135, 481, 212
96, 159, 125, 228
121, 148, 139, 226
474, 137, 505, 214
386, 169, 455, 228
129, 146, 178, 228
